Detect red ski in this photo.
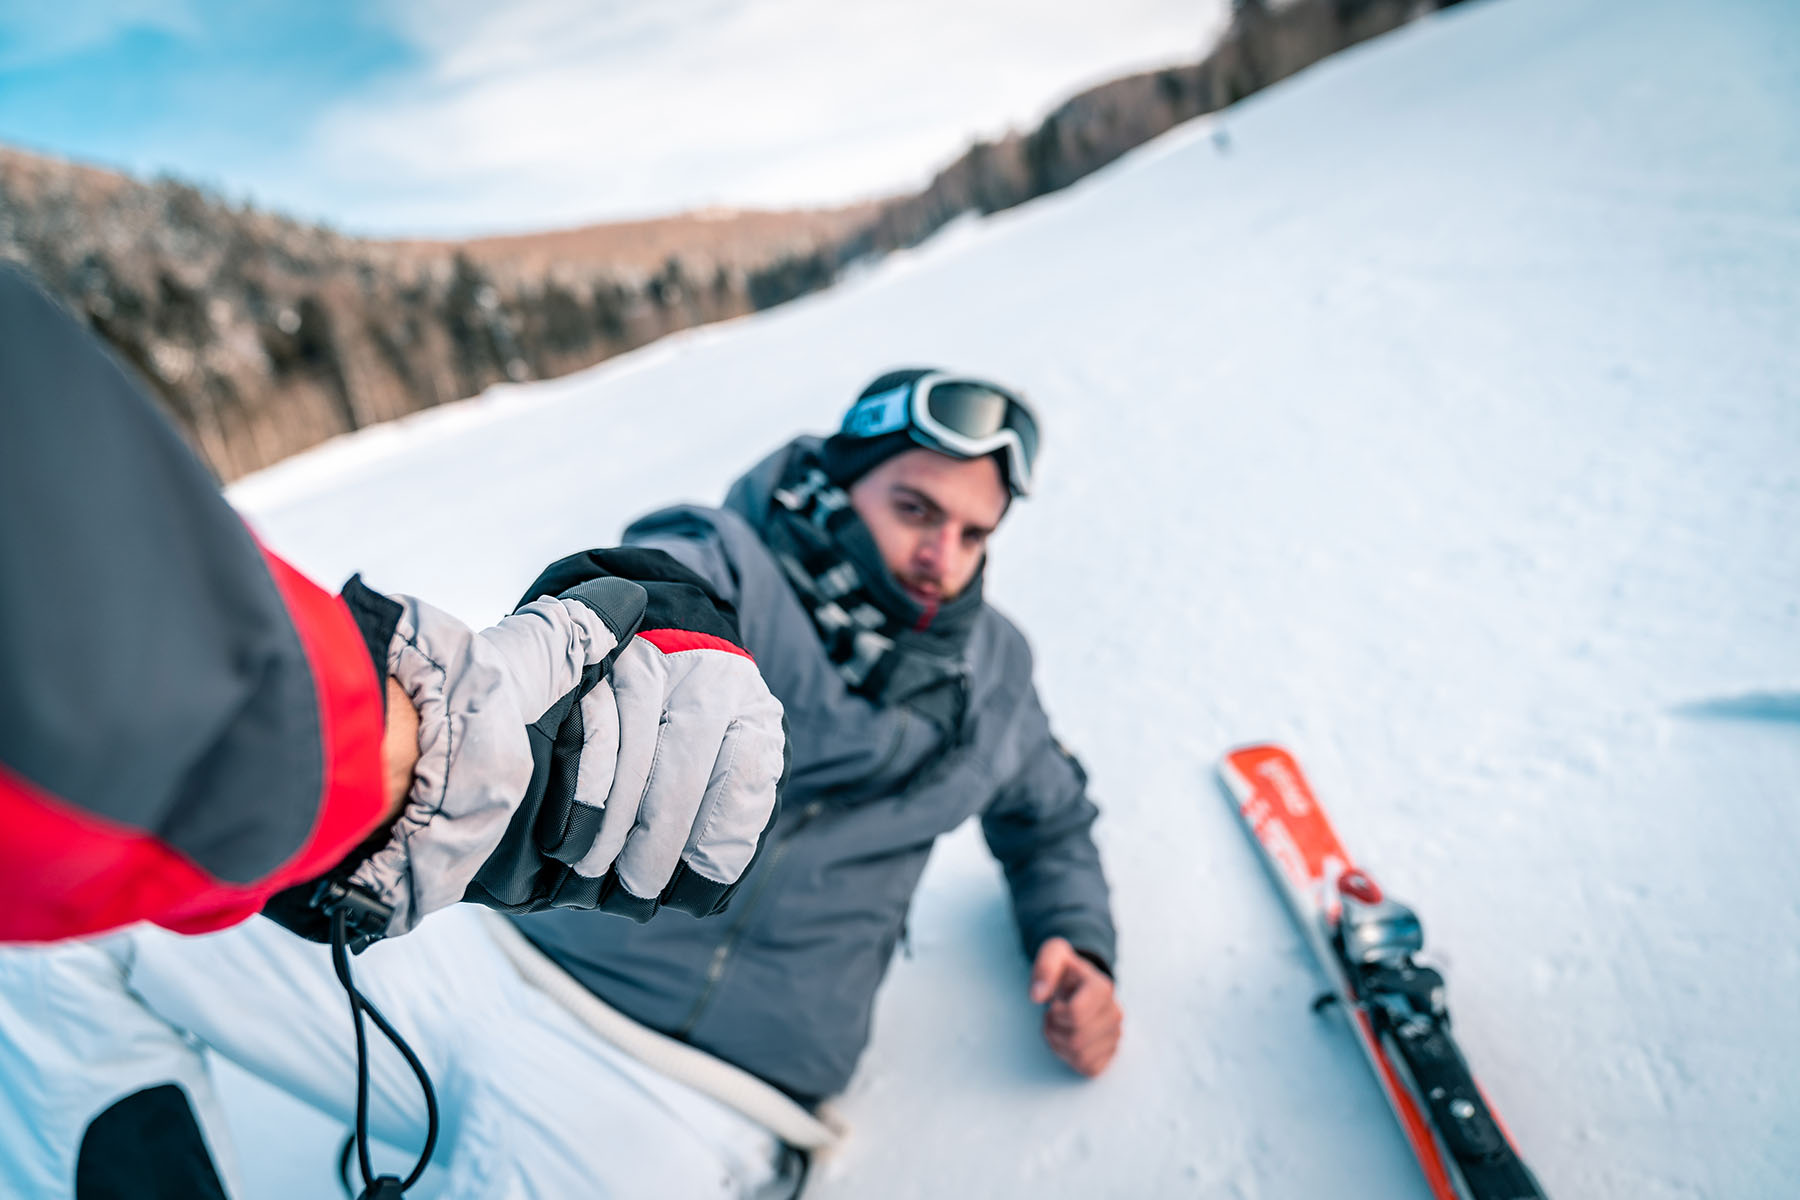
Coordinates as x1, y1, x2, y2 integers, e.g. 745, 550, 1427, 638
1219, 744, 1548, 1200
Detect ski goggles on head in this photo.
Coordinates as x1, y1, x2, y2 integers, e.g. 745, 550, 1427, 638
840, 372, 1040, 496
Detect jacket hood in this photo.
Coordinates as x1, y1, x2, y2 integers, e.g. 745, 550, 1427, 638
721, 436, 821, 532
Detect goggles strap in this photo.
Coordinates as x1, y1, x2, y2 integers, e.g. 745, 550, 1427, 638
842, 385, 914, 439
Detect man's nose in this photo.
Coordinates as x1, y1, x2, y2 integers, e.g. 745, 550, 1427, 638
916, 526, 954, 569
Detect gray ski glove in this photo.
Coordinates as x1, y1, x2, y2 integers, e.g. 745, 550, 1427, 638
463, 548, 788, 923
267, 554, 784, 943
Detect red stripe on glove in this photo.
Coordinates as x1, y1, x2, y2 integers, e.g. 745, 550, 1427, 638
637, 628, 755, 660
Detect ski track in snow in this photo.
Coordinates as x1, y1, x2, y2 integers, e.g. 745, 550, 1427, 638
213, 0, 1800, 1195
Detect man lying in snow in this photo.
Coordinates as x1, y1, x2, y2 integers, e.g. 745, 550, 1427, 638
0, 369, 1121, 1198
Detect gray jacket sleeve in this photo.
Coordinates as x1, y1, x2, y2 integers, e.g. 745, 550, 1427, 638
982, 688, 1118, 974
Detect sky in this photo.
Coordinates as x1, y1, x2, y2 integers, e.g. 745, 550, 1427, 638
0, 0, 1228, 237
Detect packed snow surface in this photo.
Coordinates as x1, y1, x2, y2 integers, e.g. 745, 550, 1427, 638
221, 0, 1800, 1194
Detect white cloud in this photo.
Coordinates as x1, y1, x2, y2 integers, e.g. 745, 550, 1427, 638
283, 0, 1229, 235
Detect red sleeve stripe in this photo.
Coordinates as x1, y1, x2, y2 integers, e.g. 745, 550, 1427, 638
235, 548, 388, 908
637, 627, 754, 660
0, 546, 387, 942
0, 762, 243, 942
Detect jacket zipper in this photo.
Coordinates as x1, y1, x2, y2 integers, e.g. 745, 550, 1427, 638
676, 798, 826, 1038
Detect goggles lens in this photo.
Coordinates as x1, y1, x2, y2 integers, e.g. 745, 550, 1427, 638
923, 381, 1010, 438
922, 380, 1038, 482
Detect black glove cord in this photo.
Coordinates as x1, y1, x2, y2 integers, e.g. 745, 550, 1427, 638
329, 908, 440, 1198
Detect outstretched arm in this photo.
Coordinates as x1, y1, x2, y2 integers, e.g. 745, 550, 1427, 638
0, 265, 396, 940
0, 264, 785, 945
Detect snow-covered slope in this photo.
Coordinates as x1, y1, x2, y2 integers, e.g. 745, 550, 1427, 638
222, 0, 1800, 1195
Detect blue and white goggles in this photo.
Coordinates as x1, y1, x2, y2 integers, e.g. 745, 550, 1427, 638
840, 372, 1040, 497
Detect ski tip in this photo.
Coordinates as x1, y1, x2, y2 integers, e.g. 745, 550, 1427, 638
1221, 740, 1290, 761
1219, 742, 1300, 784
1218, 742, 1290, 799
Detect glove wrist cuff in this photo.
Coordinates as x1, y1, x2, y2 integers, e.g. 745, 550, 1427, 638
340, 574, 404, 714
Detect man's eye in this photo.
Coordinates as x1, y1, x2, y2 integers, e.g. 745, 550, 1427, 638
962, 530, 987, 549
896, 500, 927, 520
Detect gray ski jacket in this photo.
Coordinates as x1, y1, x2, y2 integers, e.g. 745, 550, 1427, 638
513, 438, 1115, 1103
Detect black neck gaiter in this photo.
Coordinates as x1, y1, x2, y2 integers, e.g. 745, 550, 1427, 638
753, 453, 979, 736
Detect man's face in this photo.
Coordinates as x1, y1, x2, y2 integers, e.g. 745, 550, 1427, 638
848, 447, 1009, 607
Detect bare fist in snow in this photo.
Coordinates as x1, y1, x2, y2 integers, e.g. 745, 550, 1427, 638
1030, 936, 1122, 1077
